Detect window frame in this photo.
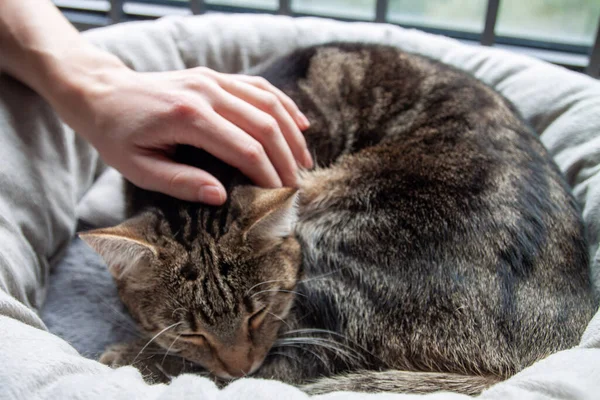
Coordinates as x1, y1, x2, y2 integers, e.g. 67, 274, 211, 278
53, 0, 600, 77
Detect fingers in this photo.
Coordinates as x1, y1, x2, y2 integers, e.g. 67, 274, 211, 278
164, 68, 313, 194
178, 109, 284, 189
133, 154, 226, 205
214, 90, 299, 187
222, 78, 313, 170
231, 75, 311, 131
198, 69, 313, 169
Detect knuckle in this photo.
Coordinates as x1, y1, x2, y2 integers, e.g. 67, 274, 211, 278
243, 142, 265, 164
261, 118, 280, 138
253, 76, 270, 88
185, 76, 211, 91
167, 97, 198, 120
262, 93, 279, 111
167, 170, 189, 194
282, 96, 298, 111
195, 66, 210, 75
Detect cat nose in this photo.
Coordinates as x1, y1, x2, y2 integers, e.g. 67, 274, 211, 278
223, 355, 264, 378
218, 348, 255, 378
225, 367, 250, 378
223, 358, 254, 378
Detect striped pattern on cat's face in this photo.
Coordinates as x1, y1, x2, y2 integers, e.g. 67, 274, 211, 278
82, 186, 302, 378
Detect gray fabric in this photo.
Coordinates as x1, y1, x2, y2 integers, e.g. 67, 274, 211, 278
42, 233, 136, 359
1, 13, 600, 400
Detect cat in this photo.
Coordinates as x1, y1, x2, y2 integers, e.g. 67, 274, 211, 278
81, 42, 596, 395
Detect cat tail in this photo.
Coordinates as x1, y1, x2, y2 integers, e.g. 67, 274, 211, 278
302, 370, 501, 396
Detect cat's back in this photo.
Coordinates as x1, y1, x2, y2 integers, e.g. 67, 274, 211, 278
258, 43, 596, 378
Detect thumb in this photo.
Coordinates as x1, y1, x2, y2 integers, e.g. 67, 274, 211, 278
133, 154, 227, 205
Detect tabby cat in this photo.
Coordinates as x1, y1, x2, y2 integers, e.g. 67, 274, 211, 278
81, 43, 596, 395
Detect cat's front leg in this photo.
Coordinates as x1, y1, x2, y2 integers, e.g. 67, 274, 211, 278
100, 339, 200, 384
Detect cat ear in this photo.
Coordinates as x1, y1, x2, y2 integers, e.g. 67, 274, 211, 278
79, 216, 157, 280
234, 186, 299, 245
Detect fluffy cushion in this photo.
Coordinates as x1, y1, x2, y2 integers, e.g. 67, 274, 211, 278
39, 13, 600, 399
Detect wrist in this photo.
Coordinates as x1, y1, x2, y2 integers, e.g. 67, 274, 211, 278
36, 45, 131, 141
0, 0, 131, 147
0, 0, 129, 134
0, 0, 126, 99
35, 44, 128, 107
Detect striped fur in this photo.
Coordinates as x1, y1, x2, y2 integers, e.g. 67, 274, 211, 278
84, 43, 596, 394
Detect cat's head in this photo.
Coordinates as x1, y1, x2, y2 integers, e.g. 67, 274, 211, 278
81, 186, 301, 379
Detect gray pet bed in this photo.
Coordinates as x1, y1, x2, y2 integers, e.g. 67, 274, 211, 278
34, 13, 600, 400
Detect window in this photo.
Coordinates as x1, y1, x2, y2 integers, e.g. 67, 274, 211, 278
54, 0, 600, 77
496, 0, 599, 48
204, 0, 277, 11
388, 1, 486, 34
292, 0, 375, 20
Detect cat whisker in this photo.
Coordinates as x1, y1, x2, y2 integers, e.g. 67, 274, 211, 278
245, 279, 290, 297
272, 343, 332, 373
96, 313, 142, 337
171, 307, 187, 318
161, 333, 183, 367
153, 362, 174, 382
133, 322, 183, 365
297, 268, 348, 285
267, 311, 292, 329
282, 328, 385, 365
125, 351, 175, 356
250, 289, 306, 299
283, 329, 359, 350
275, 337, 366, 366
267, 351, 302, 365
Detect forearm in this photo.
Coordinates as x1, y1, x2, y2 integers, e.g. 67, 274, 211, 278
0, 0, 125, 120
0, 4, 311, 203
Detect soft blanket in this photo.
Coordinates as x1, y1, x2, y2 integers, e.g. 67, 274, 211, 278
1, 13, 600, 400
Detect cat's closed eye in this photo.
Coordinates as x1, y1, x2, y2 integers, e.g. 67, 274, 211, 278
180, 333, 206, 341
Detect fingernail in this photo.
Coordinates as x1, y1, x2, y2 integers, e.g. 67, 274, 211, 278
303, 149, 313, 169
198, 186, 225, 205
297, 113, 310, 130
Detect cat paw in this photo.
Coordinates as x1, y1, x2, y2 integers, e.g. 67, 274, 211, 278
99, 342, 136, 367
99, 340, 202, 384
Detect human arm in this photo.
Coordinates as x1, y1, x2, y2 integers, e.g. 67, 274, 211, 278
0, 0, 312, 204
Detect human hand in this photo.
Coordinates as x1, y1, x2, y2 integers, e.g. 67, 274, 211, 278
59, 64, 312, 205
0, 0, 311, 205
